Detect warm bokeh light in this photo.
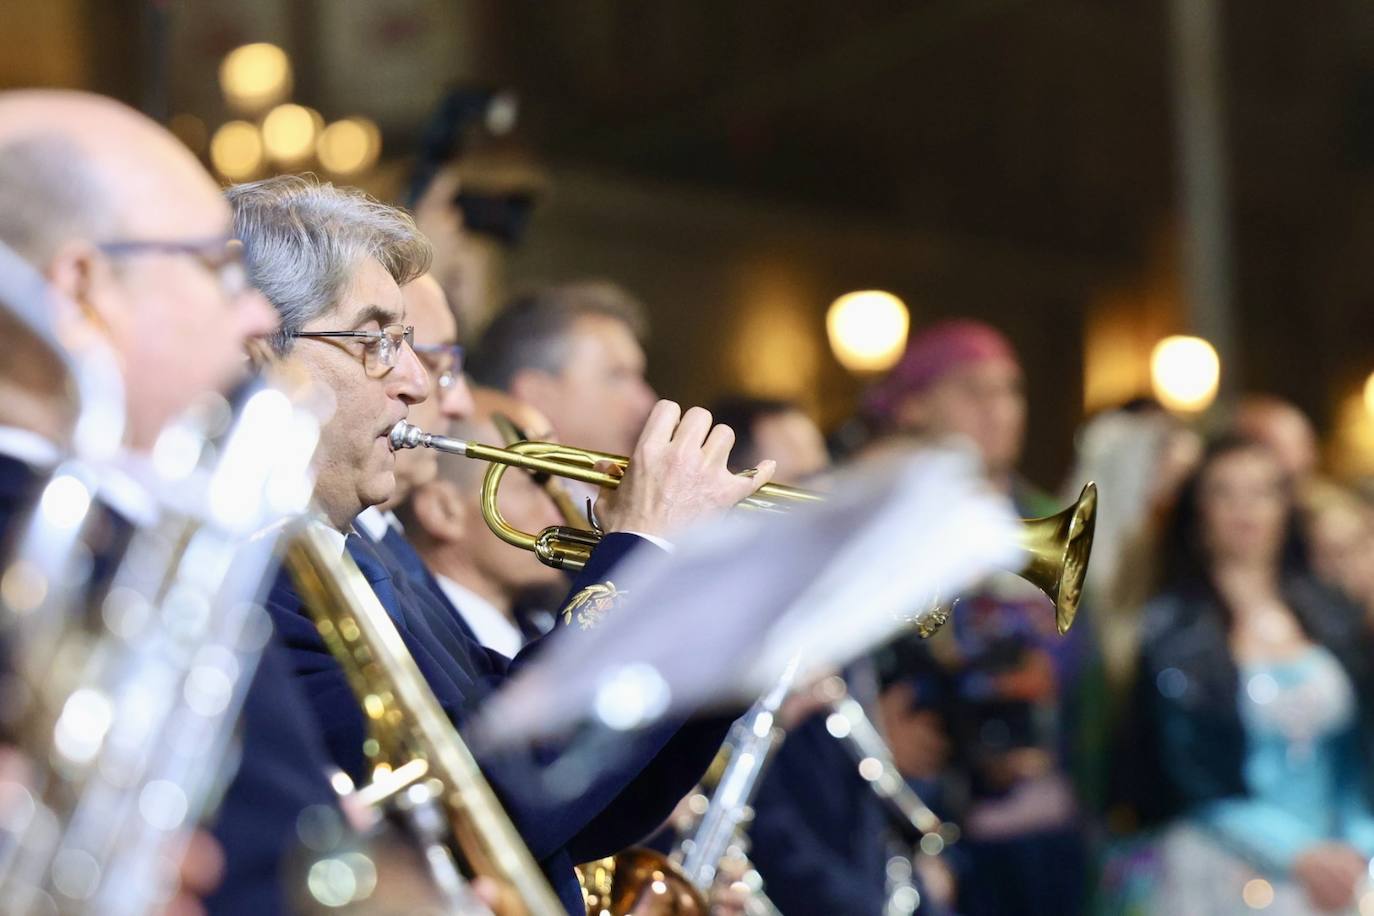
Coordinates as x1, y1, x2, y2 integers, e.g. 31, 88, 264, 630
219, 42, 292, 113
826, 290, 910, 373
1364, 371, 1374, 419
317, 117, 382, 176
262, 104, 320, 166
209, 120, 264, 181
168, 113, 208, 155
1240, 878, 1273, 909
1151, 335, 1220, 412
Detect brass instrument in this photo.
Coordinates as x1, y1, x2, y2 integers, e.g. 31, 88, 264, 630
490, 413, 591, 531
284, 522, 566, 916
388, 421, 1097, 636
388, 422, 821, 572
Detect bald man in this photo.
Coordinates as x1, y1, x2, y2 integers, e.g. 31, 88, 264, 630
0, 90, 338, 916
398, 389, 566, 658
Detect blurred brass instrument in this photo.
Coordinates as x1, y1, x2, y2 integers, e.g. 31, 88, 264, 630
284, 522, 566, 916
388, 420, 1097, 636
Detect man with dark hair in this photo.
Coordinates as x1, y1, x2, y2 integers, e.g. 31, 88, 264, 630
468, 280, 655, 457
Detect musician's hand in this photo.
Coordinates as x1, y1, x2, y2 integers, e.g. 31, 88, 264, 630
710, 857, 754, 916
597, 401, 775, 539
157, 830, 224, 916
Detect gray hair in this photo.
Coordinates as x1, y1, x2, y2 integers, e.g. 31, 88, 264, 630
227, 174, 432, 354
0, 134, 117, 265
467, 280, 648, 390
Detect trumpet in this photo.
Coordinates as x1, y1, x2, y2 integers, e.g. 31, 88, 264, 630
388, 421, 1097, 636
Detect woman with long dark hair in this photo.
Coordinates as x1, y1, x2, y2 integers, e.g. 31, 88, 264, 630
1132, 436, 1374, 914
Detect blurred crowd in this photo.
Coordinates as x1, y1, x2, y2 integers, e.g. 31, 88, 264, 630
782, 320, 1374, 916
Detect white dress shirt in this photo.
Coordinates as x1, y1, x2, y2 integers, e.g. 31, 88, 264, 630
432, 573, 524, 659
353, 505, 398, 542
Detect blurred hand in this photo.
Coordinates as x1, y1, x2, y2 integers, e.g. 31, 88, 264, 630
1292, 843, 1366, 912
158, 830, 225, 916
710, 857, 754, 916
597, 401, 775, 539
879, 684, 950, 780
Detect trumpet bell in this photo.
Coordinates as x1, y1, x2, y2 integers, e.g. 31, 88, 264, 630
1019, 481, 1096, 635
578, 848, 707, 915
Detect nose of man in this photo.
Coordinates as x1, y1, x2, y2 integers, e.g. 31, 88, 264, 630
440, 372, 476, 422
390, 342, 431, 405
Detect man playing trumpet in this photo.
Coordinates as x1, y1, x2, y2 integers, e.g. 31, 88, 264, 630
229, 174, 775, 913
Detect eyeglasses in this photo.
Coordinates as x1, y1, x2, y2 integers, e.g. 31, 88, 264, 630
291, 324, 415, 376
413, 343, 465, 391
98, 236, 249, 300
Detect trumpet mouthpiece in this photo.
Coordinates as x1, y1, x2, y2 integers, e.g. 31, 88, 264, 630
389, 421, 423, 451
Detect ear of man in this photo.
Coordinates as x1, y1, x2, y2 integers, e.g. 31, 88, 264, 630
506, 367, 557, 412
411, 478, 467, 545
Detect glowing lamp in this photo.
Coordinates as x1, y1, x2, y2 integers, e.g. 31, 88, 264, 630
1151, 335, 1220, 413
826, 290, 910, 373
210, 120, 263, 181
1364, 371, 1374, 420
262, 104, 320, 166
219, 43, 292, 113
317, 117, 382, 176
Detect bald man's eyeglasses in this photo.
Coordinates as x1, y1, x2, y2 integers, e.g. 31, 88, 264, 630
413, 343, 465, 391
98, 236, 249, 300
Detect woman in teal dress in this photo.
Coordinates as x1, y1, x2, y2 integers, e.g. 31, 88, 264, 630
1126, 436, 1374, 915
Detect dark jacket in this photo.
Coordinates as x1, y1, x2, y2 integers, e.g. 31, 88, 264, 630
748, 711, 893, 916
265, 527, 733, 914
1122, 575, 1374, 827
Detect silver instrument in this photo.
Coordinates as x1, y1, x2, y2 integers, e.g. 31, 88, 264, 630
0, 240, 325, 915
0, 381, 322, 915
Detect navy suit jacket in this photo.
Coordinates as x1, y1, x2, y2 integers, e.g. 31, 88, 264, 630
267, 525, 733, 914
0, 453, 342, 916
748, 711, 894, 916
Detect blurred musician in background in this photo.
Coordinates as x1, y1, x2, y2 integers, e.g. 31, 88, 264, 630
468, 280, 656, 460
397, 389, 566, 658
408, 87, 539, 337
0, 89, 338, 916
229, 174, 772, 913
863, 320, 1100, 916
704, 395, 955, 916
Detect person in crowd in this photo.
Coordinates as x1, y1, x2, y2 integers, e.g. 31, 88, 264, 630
1304, 483, 1374, 627
397, 388, 567, 658
1234, 395, 1321, 490
700, 395, 953, 915
229, 174, 772, 913
1061, 398, 1202, 692
0, 88, 329, 916
467, 280, 657, 460
861, 319, 1101, 916
1131, 436, 1374, 915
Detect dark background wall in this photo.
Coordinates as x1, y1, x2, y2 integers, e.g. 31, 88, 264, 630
4, 0, 1374, 485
